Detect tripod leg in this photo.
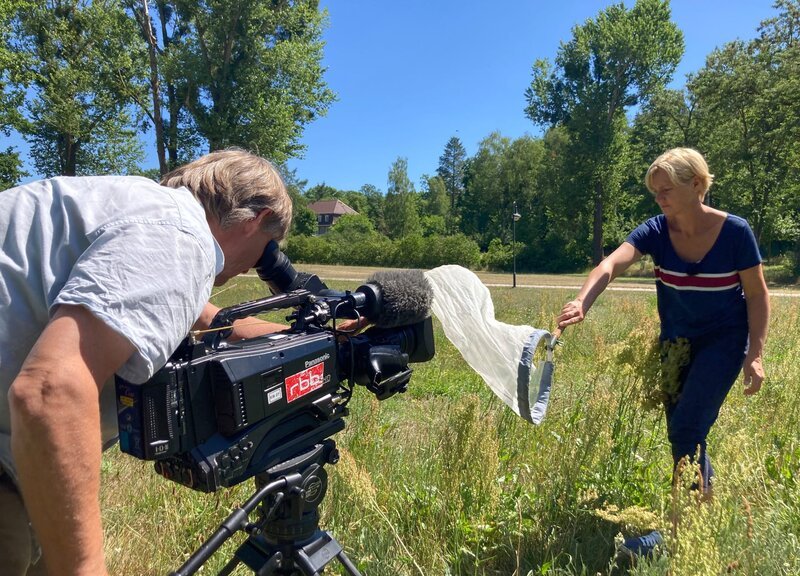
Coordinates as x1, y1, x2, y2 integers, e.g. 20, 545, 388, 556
217, 556, 241, 576
336, 549, 363, 576
294, 531, 362, 576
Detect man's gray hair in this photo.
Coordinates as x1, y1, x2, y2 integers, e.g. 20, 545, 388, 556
161, 148, 292, 241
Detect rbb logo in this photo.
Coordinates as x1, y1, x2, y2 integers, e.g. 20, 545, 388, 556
286, 363, 325, 403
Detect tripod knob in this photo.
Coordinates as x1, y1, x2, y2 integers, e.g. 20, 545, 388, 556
327, 448, 340, 465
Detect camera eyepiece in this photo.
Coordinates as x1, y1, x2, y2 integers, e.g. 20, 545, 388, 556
256, 240, 327, 294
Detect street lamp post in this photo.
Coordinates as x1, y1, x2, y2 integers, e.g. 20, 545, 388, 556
512, 201, 521, 288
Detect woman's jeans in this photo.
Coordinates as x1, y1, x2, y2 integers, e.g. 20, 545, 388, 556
664, 326, 748, 492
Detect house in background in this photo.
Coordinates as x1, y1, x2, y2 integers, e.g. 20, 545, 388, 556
307, 199, 358, 235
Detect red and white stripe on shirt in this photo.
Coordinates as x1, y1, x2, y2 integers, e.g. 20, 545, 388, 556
654, 266, 741, 291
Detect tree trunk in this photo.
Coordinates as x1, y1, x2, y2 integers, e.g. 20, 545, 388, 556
141, 0, 167, 176
592, 181, 604, 265
63, 135, 77, 176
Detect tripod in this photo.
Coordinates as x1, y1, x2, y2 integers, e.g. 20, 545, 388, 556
170, 440, 362, 576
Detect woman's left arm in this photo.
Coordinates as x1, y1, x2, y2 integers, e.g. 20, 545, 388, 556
740, 264, 770, 395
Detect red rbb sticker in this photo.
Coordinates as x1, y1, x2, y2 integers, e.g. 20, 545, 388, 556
286, 363, 325, 403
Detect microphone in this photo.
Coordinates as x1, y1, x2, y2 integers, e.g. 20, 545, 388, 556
362, 269, 432, 328
255, 240, 431, 328
316, 269, 432, 329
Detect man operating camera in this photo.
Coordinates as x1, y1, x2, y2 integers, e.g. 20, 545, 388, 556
0, 149, 291, 576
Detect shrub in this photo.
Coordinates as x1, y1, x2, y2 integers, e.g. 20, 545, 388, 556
482, 237, 513, 271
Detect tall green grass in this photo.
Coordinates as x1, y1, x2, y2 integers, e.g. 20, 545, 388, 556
101, 277, 800, 575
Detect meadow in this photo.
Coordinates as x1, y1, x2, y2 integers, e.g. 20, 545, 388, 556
100, 268, 800, 575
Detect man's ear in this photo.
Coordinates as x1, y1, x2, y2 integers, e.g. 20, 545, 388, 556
247, 208, 273, 233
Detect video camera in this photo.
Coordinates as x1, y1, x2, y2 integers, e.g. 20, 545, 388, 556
115, 241, 435, 493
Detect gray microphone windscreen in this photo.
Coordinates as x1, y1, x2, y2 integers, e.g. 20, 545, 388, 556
367, 269, 433, 328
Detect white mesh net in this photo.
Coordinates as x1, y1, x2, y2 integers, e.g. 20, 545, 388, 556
424, 265, 556, 424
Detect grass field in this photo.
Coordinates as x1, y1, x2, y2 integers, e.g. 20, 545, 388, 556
101, 267, 800, 575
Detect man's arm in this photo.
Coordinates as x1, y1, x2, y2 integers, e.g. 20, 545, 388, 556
9, 305, 135, 576
194, 302, 287, 341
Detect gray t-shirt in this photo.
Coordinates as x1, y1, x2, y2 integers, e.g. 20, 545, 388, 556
0, 175, 224, 480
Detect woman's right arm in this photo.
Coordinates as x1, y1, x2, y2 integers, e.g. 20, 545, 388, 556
557, 242, 642, 328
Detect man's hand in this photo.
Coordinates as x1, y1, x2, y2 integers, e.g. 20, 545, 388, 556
9, 305, 134, 576
742, 354, 765, 396
334, 317, 370, 333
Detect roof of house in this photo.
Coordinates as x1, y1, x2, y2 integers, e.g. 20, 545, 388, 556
307, 199, 358, 216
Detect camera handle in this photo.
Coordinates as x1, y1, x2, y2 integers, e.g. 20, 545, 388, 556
170, 440, 362, 576
205, 290, 314, 348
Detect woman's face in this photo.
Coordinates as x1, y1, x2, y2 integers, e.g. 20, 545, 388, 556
650, 169, 700, 216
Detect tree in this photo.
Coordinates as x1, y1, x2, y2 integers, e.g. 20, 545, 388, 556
8, 0, 148, 176
1, 0, 30, 136
688, 0, 800, 251
122, 0, 335, 173
327, 213, 376, 243
339, 190, 368, 214
126, 0, 168, 174
525, 0, 683, 264
384, 157, 420, 239
631, 88, 700, 163
420, 174, 449, 218
0, 147, 27, 190
305, 183, 340, 201
165, 0, 335, 162
359, 183, 386, 234
460, 133, 546, 258
436, 135, 467, 223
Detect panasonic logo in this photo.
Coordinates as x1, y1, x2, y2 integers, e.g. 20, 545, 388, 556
305, 353, 330, 368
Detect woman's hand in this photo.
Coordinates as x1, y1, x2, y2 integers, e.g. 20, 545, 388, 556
742, 353, 765, 396
557, 299, 586, 329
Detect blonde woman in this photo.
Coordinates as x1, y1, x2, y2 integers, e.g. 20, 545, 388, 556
557, 148, 770, 557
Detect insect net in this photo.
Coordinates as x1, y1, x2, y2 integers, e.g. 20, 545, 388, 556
424, 265, 557, 424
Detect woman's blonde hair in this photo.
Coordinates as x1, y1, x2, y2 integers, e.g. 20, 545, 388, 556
645, 147, 714, 201
161, 148, 292, 241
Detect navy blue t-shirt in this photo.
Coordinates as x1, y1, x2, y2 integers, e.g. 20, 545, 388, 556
625, 214, 761, 339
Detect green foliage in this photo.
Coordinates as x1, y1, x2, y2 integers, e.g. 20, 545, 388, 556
419, 214, 446, 237
482, 237, 513, 271
358, 183, 387, 235
525, 0, 683, 264
420, 174, 449, 219
384, 157, 421, 239
461, 132, 549, 269
292, 206, 318, 236
167, 0, 335, 162
436, 135, 467, 223
284, 228, 481, 269
326, 213, 376, 242
686, 0, 800, 256
0, 147, 27, 189
305, 182, 339, 201
8, 0, 148, 176
430, 233, 481, 268
0, 0, 32, 133
284, 233, 331, 264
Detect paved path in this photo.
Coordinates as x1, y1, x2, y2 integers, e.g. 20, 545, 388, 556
243, 269, 800, 298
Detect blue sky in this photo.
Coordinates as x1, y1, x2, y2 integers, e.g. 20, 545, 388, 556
287, 0, 779, 192
3, 1, 779, 190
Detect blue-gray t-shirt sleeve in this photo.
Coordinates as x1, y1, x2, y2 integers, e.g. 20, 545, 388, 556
733, 216, 762, 270
625, 217, 659, 256
53, 221, 216, 383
